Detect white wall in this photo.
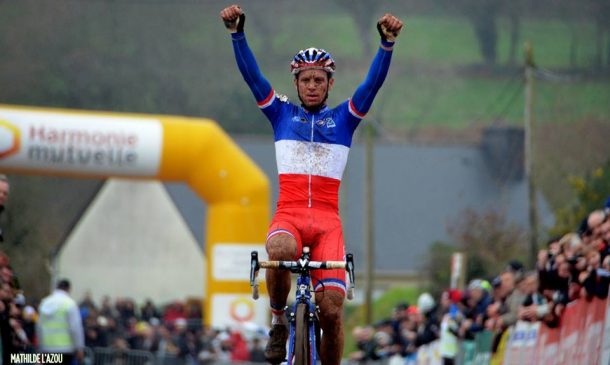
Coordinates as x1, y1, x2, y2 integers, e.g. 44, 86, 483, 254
57, 179, 205, 306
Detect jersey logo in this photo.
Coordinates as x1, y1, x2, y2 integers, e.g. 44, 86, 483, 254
292, 116, 307, 123
316, 117, 336, 128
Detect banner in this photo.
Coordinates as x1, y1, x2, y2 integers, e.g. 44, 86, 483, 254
0, 108, 162, 176
460, 331, 493, 365
503, 321, 539, 365
503, 294, 609, 365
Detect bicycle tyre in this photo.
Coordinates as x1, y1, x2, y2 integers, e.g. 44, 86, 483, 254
294, 303, 310, 365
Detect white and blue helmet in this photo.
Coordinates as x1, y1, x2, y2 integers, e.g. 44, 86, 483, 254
290, 47, 336, 75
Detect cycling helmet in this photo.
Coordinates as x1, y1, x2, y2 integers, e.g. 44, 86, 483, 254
290, 47, 336, 75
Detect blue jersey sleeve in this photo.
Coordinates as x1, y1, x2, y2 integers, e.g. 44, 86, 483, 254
347, 39, 394, 120
231, 32, 282, 119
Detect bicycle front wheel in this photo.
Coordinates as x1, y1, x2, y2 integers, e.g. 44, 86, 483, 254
294, 303, 310, 365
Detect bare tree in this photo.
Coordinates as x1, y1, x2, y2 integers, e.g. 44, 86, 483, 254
447, 208, 528, 276
505, 0, 523, 66
590, 0, 610, 69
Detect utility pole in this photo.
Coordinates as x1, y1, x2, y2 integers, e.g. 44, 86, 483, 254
524, 42, 539, 268
364, 123, 374, 325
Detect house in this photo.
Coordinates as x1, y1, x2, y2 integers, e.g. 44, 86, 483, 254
55, 179, 205, 305
55, 127, 554, 302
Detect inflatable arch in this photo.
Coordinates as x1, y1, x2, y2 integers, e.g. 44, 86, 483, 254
0, 104, 270, 326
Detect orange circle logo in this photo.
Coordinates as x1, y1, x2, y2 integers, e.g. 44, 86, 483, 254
229, 297, 255, 322
0, 120, 20, 159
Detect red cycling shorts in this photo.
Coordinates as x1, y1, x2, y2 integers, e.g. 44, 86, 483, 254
266, 206, 347, 296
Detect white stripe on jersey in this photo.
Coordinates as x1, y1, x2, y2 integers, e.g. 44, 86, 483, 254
258, 93, 276, 109
314, 281, 346, 292
275, 140, 350, 180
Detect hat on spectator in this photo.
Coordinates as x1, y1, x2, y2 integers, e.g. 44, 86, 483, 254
491, 276, 502, 288
417, 292, 435, 314
14, 292, 25, 306
480, 280, 492, 292
447, 289, 462, 303
23, 305, 36, 320
506, 260, 524, 274
468, 279, 484, 291
406, 305, 419, 315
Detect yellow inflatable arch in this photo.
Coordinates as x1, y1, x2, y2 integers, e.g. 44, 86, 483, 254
0, 104, 270, 326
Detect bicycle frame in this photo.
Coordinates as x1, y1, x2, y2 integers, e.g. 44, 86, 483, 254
286, 268, 317, 363
250, 248, 355, 365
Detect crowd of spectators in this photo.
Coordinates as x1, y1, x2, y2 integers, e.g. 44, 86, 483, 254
26, 293, 268, 364
76, 294, 269, 364
0, 251, 34, 363
349, 203, 610, 364
0, 176, 270, 364
0, 283, 270, 364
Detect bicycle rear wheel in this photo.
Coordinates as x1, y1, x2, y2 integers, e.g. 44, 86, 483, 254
294, 303, 310, 365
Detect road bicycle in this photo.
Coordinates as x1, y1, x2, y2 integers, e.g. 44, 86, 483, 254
250, 247, 355, 365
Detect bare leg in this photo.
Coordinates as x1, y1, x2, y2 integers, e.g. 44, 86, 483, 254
263, 233, 297, 363
316, 290, 344, 365
266, 233, 297, 310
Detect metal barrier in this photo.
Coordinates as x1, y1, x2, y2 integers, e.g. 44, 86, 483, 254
87, 347, 155, 365
154, 353, 184, 365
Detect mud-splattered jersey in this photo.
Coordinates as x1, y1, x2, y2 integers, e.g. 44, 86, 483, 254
230, 31, 394, 211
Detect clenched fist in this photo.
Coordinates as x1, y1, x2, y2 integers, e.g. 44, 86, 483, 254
377, 13, 403, 42
220, 4, 245, 33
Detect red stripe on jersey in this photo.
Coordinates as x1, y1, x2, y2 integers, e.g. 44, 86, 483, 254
348, 98, 366, 119
257, 89, 275, 108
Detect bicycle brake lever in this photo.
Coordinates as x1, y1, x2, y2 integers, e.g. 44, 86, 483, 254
250, 251, 260, 299
346, 253, 355, 300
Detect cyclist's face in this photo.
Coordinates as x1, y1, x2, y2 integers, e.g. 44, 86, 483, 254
294, 69, 334, 109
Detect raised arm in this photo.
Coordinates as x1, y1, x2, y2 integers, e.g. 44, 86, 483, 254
220, 5, 274, 108
349, 13, 404, 119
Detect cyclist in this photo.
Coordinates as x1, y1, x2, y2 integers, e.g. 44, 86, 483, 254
220, 5, 403, 364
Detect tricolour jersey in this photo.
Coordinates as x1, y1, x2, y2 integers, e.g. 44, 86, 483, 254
231, 32, 394, 211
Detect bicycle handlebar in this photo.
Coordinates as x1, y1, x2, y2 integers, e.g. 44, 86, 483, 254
259, 260, 347, 270
250, 250, 356, 300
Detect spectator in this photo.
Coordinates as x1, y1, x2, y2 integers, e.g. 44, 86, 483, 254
349, 325, 378, 362
0, 174, 9, 242
0, 280, 17, 363
456, 280, 489, 340
249, 337, 267, 363
229, 330, 250, 362
518, 271, 549, 322
506, 260, 525, 282
156, 324, 180, 360
37, 279, 85, 365
581, 249, 609, 298
140, 299, 160, 322
22, 305, 37, 347
79, 291, 96, 313
163, 301, 186, 324
438, 289, 462, 365
415, 292, 440, 347
99, 295, 116, 319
